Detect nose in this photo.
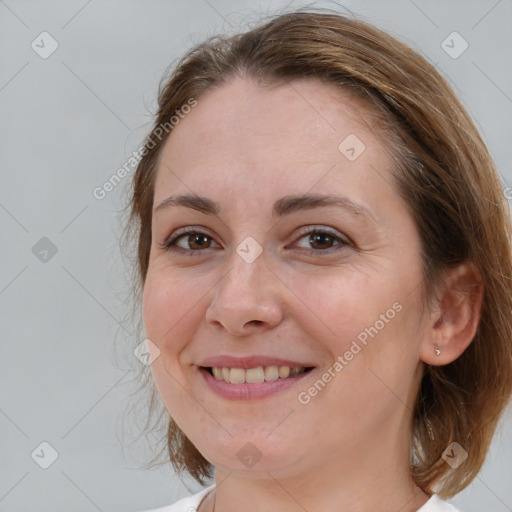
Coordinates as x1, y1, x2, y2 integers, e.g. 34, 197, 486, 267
205, 246, 284, 336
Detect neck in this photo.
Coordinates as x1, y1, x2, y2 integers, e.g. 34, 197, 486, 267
205, 427, 430, 512
210, 469, 429, 512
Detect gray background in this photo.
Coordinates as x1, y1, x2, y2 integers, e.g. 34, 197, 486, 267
1, 0, 511, 511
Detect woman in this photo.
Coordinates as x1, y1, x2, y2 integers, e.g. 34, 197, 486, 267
124, 9, 512, 512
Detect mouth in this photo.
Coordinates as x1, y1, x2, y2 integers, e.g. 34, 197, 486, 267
197, 355, 317, 399
198, 363, 316, 400
203, 365, 315, 384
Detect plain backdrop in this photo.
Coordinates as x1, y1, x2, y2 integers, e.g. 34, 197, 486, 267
1, 1, 511, 511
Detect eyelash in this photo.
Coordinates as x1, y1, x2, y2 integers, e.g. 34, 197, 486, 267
159, 226, 352, 256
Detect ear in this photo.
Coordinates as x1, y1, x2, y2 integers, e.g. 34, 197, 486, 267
420, 262, 484, 366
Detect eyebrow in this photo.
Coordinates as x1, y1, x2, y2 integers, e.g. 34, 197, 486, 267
154, 193, 376, 222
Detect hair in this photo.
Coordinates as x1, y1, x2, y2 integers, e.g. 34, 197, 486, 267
122, 8, 512, 499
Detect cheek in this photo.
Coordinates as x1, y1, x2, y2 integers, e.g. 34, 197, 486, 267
142, 267, 207, 354
290, 264, 422, 396
142, 269, 208, 422
288, 266, 396, 354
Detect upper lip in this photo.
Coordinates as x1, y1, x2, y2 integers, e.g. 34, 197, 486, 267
199, 355, 316, 369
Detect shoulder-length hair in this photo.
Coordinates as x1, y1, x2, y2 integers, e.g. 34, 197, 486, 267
124, 9, 512, 499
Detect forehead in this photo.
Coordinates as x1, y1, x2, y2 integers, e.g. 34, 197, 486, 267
154, 77, 392, 203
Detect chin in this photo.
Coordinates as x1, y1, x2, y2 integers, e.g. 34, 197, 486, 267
195, 431, 304, 475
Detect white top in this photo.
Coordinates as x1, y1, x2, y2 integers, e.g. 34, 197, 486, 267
142, 485, 462, 511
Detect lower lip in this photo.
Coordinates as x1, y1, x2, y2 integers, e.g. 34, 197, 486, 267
199, 367, 313, 400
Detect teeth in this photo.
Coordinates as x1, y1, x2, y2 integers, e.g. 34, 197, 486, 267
229, 368, 246, 384
210, 365, 307, 383
245, 367, 265, 383
279, 366, 290, 378
264, 365, 279, 381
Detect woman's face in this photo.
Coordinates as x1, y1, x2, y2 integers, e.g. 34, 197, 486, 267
143, 77, 430, 479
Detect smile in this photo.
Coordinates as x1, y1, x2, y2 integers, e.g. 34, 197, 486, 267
199, 365, 315, 400
208, 365, 311, 383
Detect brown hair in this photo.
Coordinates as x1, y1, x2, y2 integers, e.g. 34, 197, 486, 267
123, 8, 512, 499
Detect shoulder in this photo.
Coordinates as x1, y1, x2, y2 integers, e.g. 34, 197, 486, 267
418, 494, 463, 512
140, 485, 215, 512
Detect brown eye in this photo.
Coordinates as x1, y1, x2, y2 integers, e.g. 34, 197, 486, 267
293, 228, 351, 254
161, 229, 219, 253
182, 233, 212, 250
308, 232, 336, 250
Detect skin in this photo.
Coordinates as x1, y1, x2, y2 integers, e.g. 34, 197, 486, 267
142, 77, 482, 512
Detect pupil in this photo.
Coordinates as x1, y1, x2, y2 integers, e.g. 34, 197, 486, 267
190, 233, 209, 249
310, 233, 332, 249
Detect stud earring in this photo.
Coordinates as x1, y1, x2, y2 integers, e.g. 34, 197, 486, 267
434, 345, 441, 356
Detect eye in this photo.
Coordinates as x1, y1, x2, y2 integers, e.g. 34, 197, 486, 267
159, 228, 219, 254
291, 227, 352, 254
159, 226, 352, 256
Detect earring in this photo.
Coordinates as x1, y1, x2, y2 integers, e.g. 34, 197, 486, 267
434, 345, 441, 356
